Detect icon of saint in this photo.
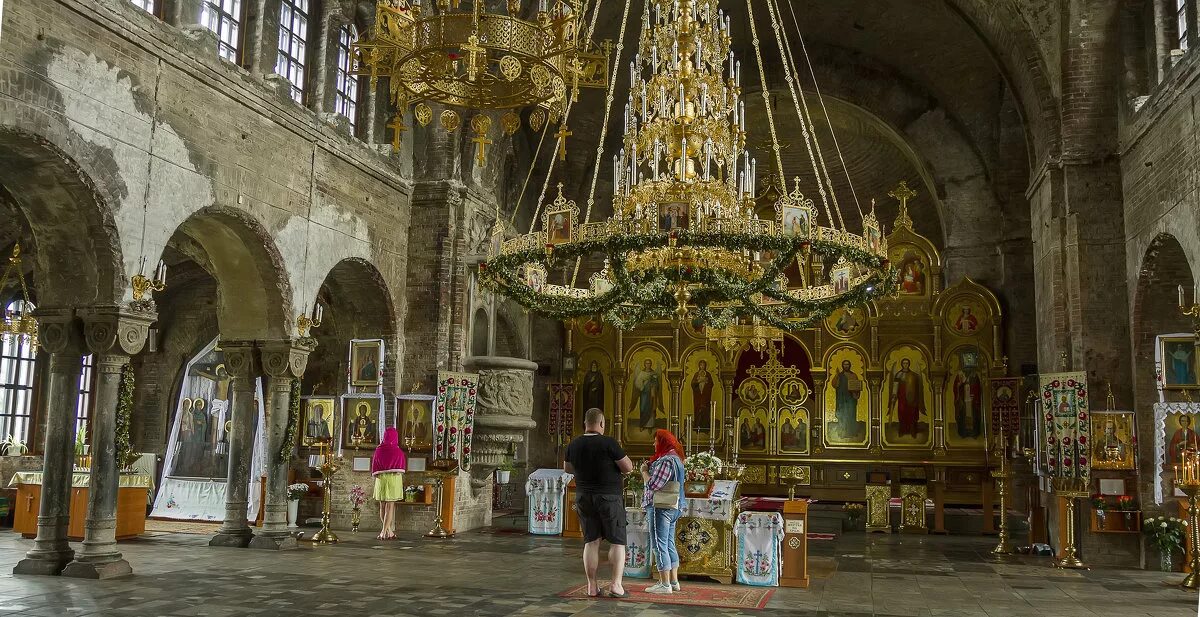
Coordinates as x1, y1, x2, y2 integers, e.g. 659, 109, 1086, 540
691, 360, 714, 432
888, 358, 926, 438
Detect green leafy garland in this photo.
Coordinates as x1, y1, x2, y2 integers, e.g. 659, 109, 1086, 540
481, 228, 896, 330
276, 378, 302, 463
115, 364, 135, 468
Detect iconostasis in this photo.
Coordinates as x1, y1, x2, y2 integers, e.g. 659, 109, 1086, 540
567, 198, 1006, 500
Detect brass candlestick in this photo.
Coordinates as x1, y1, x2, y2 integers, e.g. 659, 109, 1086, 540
1178, 483, 1200, 590
308, 445, 341, 544
426, 475, 451, 538
1052, 477, 1088, 569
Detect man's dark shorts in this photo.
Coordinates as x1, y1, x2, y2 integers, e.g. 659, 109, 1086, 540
575, 492, 626, 545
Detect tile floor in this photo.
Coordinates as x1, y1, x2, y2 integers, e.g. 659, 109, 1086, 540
0, 527, 1197, 616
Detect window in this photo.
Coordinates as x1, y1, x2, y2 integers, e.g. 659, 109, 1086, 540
276, 0, 310, 103
129, 0, 156, 13
1179, 0, 1191, 51
0, 301, 37, 445
75, 355, 95, 438
335, 25, 360, 130
201, 0, 244, 63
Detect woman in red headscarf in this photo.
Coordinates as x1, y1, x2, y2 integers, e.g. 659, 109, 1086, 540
639, 429, 686, 594
372, 427, 407, 540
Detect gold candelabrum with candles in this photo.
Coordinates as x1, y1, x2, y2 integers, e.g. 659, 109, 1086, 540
296, 303, 324, 337
1052, 476, 1089, 569
131, 258, 167, 302
307, 443, 342, 545
0, 244, 37, 343
351, 0, 610, 158
480, 0, 894, 331
1179, 285, 1200, 338
1174, 449, 1200, 590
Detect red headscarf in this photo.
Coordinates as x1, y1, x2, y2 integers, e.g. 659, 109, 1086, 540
649, 429, 684, 463
371, 427, 407, 475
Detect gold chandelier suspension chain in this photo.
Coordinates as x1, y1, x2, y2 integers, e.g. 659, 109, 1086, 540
743, 0, 788, 188
778, 0, 863, 223
765, 0, 848, 230
568, 0, 635, 288
746, 0, 832, 230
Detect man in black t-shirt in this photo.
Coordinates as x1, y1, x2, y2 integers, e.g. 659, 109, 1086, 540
565, 408, 634, 598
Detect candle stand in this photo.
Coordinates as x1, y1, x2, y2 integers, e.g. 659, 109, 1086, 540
1052, 477, 1088, 570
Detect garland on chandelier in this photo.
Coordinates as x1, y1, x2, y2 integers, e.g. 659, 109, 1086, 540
115, 363, 135, 468
481, 228, 895, 330
277, 377, 302, 463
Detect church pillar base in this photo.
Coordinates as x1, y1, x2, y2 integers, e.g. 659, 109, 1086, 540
248, 533, 298, 551
13, 551, 73, 576
209, 531, 254, 548
61, 558, 133, 580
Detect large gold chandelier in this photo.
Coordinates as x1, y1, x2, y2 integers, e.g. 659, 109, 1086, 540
480, 0, 895, 330
353, 0, 610, 161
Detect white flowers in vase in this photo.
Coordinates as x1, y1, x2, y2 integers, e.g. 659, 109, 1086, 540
684, 451, 723, 482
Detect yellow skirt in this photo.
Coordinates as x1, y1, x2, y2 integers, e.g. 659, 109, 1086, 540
373, 472, 404, 502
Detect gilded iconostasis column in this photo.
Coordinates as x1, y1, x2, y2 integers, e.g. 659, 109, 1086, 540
932, 373, 948, 456
667, 367, 683, 437
867, 373, 883, 456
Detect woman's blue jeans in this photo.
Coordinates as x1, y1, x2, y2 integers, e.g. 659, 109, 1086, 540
648, 506, 681, 573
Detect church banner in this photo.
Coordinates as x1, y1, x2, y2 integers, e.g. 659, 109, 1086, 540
548, 383, 574, 438
1039, 372, 1091, 479
435, 372, 478, 470
990, 377, 1021, 439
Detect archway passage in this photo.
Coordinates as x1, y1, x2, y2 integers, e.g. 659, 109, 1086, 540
305, 258, 398, 396
0, 129, 123, 306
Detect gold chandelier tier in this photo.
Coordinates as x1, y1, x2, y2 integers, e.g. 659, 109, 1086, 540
353, 0, 610, 155
480, 0, 896, 330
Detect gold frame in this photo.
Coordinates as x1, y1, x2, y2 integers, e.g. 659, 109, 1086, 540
300, 396, 337, 447
1089, 410, 1136, 471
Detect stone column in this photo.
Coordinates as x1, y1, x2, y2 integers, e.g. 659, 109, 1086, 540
250, 340, 313, 550
62, 308, 154, 579
464, 356, 537, 495
210, 342, 261, 548
14, 309, 85, 576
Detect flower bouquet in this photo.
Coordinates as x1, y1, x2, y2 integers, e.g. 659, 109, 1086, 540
1143, 516, 1188, 571
1090, 494, 1108, 529
348, 485, 367, 532
683, 452, 723, 498
286, 483, 309, 528
1115, 495, 1139, 529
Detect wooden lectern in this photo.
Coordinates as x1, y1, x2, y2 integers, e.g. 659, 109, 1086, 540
780, 500, 809, 588
563, 481, 582, 538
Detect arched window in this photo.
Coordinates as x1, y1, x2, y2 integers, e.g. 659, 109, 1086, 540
201, 0, 245, 62
335, 25, 360, 131
1179, 0, 1192, 51
0, 301, 37, 443
276, 0, 311, 102
129, 0, 157, 13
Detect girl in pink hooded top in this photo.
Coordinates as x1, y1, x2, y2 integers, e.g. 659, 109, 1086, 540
372, 427, 407, 539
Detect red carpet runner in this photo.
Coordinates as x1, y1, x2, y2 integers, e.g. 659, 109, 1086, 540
559, 581, 774, 609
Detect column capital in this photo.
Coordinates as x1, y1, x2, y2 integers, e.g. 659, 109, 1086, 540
219, 340, 260, 381
31, 307, 84, 355
77, 305, 157, 357
258, 338, 316, 379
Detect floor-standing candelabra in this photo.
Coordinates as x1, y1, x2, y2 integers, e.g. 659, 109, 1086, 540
991, 437, 1012, 555
1175, 449, 1200, 590
308, 444, 341, 545
425, 473, 451, 538
1052, 477, 1088, 569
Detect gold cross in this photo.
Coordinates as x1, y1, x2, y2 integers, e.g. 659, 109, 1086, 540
462, 33, 486, 82
887, 180, 917, 229
555, 125, 572, 161
387, 115, 406, 151
472, 132, 493, 166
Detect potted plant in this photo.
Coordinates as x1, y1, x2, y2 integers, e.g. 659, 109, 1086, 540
1143, 516, 1188, 571
495, 460, 515, 484
1116, 495, 1138, 528
286, 483, 310, 528
348, 485, 367, 532
683, 451, 723, 497
404, 485, 419, 503
1091, 494, 1107, 529
0, 435, 28, 457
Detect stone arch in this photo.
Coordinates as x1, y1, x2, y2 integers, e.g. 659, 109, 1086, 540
945, 0, 1063, 162
0, 127, 124, 306
161, 207, 293, 340
305, 257, 399, 393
